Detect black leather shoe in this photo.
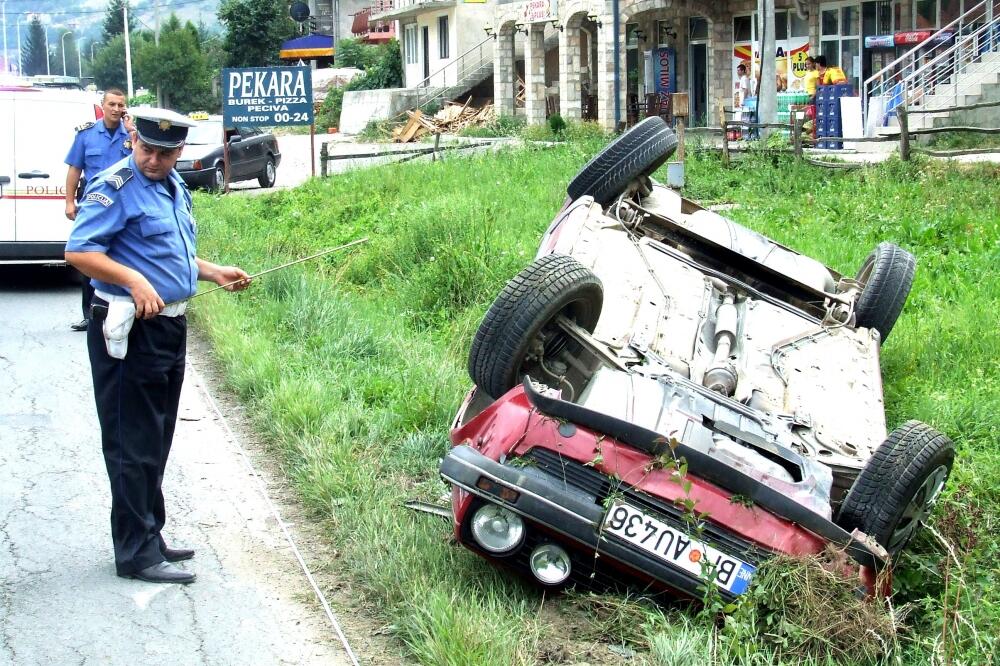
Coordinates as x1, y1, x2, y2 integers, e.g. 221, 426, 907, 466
70, 319, 89, 332
124, 562, 195, 584
163, 546, 195, 562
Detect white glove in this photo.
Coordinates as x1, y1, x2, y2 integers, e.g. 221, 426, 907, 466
103, 300, 136, 359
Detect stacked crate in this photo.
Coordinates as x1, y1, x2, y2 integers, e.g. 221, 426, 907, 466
815, 84, 853, 150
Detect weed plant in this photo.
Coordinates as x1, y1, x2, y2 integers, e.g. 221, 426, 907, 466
192, 140, 999, 665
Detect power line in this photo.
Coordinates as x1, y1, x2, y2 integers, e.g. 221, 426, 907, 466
4, 0, 215, 18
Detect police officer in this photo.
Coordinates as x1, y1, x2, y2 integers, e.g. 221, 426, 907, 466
65, 88, 134, 331
65, 108, 251, 585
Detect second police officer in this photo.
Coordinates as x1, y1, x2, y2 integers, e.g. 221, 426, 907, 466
64, 88, 134, 331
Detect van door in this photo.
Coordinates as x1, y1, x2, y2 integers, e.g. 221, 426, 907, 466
12, 94, 88, 242
0, 95, 15, 243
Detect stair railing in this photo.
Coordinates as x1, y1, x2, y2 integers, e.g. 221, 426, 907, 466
409, 36, 494, 110
864, 0, 1000, 125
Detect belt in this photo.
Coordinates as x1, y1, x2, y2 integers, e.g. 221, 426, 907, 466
95, 289, 188, 317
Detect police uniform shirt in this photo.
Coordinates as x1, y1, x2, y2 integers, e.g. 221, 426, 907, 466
66, 155, 198, 305
65, 120, 132, 179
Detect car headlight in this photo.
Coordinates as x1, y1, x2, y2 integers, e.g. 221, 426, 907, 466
470, 503, 524, 554
529, 543, 572, 585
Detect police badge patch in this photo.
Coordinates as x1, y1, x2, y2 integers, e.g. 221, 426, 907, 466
85, 192, 114, 207
123, 140, 132, 150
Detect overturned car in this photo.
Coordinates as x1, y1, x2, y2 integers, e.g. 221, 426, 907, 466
440, 118, 955, 600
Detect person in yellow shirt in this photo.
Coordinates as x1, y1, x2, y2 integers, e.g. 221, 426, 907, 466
803, 56, 820, 97
816, 55, 848, 85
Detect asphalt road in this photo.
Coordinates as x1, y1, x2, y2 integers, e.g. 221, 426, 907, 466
0, 267, 353, 666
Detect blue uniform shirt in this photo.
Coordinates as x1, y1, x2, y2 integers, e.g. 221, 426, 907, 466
65, 120, 132, 180
66, 156, 199, 305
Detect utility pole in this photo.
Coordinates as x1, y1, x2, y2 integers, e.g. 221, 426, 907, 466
123, 2, 133, 97
757, 0, 776, 139
16, 13, 22, 73
153, 0, 162, 106
44, 23, 50, 75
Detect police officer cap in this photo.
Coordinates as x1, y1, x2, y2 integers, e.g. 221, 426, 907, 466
131, 107, 197, 149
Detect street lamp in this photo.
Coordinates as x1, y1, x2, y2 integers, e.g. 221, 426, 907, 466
61, 30, 70, 76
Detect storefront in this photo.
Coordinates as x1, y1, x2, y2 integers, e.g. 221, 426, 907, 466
732, 10, 811, 106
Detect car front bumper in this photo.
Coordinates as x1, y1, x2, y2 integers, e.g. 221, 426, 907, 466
442, 444, 761, 600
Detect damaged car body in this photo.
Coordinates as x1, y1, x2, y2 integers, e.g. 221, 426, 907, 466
440, 117, 955, 601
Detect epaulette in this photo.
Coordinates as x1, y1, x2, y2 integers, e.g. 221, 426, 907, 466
75, 121, 95, 132
106, 167, 134, 190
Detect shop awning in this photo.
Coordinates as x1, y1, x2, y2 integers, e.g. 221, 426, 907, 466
279, 34, 335, 60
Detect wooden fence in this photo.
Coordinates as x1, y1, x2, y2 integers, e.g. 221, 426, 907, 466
709, 97, 1000, 167
318, 138, 493, 177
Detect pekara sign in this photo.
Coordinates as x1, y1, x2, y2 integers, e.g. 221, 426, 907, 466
222, 66, 314, 127
522, 0, 557, 22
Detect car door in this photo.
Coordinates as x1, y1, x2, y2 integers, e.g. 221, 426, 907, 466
237, 126, 266, 177
13, 93, 87, 242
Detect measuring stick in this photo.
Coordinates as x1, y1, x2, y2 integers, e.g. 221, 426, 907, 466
165, 237, 369, 306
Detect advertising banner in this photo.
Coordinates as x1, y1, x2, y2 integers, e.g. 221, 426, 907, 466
732, 40, 810, 104
222, 66, 313, 127
522, 0, 556, 22
865, 34, 895, 48
653, 47, 677, 105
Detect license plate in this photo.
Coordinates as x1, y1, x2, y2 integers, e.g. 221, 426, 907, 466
602, 502, 756, 595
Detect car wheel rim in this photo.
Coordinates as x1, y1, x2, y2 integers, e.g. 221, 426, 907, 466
856, 256, 874, 287
888, 464, 949, 552
266, 161, 275, 183
216, 169, 224, 188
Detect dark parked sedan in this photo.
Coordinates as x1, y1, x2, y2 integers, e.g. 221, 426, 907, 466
175, 117, 281, 191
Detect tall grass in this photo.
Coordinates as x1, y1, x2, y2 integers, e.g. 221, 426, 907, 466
192, 143, 999, 665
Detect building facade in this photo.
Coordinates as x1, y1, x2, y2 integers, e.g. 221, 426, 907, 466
490, 0, 974, 129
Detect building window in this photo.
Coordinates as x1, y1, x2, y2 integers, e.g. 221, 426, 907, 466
404, 24, 417, 64
820, 2, 861, 89
688, 17, 708, 41
734, 15, 753, 43
438, 16, 449, 59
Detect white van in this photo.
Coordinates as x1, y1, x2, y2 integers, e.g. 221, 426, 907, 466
0, 84, 101, 264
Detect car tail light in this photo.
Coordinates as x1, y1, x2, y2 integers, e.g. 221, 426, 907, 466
94, 103, 103, 120
193, 160, 202, 170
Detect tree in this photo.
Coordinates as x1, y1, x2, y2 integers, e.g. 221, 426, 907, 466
21, 17, 48, 76
103, 0, 135, 44
92, 32, 153, 91
217, 0, 296, 68
135, 14, 214, 112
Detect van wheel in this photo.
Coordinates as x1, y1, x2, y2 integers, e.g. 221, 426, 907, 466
854, 242, 915, 342
837, 420, 954, 557
468, 254, 603, 399
258, 157, 276, 188
566, 117, 678, 206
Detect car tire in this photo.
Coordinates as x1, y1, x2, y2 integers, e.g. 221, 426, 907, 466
469, 254, 603, 399
258, 157, 276, 188
210, 165, 225, 193
566, 116, 679, 206
854, 242, 915, 342
837, 420, 954, 557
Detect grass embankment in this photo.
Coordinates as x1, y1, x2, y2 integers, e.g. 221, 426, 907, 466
192, 143, 999, 665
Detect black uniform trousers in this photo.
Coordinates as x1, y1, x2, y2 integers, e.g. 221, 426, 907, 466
87, 307, 187, 575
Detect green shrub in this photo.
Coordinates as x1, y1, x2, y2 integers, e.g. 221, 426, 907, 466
458, 115, 525, 138
548, 113, 566, 135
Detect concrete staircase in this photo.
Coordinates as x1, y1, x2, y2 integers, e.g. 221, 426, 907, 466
906, 51, 1000, 130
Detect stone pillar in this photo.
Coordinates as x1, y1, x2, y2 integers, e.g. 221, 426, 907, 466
495, 29, 515, 117
559, 25, 584, 121
525, 23, 547, 125
597, 17, 623, 131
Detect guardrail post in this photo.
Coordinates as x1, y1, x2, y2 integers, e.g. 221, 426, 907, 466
898, 106, 911, 161
433, 132, 441, 161
792, 115, 802, 159
320, 142, 329, 177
